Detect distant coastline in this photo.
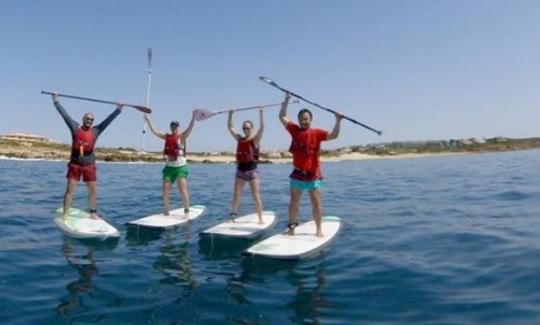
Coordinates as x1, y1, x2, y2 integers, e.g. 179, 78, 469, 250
1, 133, 540, 164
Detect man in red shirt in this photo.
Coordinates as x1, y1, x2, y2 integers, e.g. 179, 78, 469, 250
279, 93, 343, 237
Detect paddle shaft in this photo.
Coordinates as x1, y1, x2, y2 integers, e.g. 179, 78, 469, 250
141, 47, 153, 152
216, 100, 298, 114
194, 100, 300, 121
41, 91, 152, 114
259, 77, 382, 135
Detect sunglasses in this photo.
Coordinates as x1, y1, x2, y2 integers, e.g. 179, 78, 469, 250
85, 118, 94, 122
243, 127, 251, 130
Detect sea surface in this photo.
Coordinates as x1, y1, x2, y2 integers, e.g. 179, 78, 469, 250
1, 150, 540, 324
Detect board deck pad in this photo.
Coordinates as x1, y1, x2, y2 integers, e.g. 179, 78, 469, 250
54, 207, 120, 239
243, 216, 342, 260
200, 211, 277, 239
128, 205, 206, 229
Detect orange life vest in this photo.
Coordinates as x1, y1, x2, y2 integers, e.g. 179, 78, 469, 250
288, 128, 322, 173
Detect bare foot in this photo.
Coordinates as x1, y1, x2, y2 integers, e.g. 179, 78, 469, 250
164, 212, 170, 216
90, 213, 99, 220
316, 231, 324, 238
258, 218, 264, 225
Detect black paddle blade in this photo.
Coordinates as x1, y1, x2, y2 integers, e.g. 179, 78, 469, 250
259, 76, 276, 86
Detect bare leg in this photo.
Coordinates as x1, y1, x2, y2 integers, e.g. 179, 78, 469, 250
86, 181, 98, 219
309, 188, 323, 237
177, 177, 190, 214
163, 180, 172, 215
63, 179, 78, 218
288, 187, 302, 235
248, 178, 263, 224
229, 177, 246, 222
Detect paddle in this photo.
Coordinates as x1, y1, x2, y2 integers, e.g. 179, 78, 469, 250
140, 47, 153, 152
41, 91, 152, 114
258, 76, 382, 135
193, 100, 299, 121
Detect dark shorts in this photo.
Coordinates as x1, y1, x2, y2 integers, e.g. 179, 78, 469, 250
236, 169, 259, 181
67, 162, 97, 182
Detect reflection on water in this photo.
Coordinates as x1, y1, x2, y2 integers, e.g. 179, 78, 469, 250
126, 225, 198, 292
238, 255, 330, 324
57, 239, 97, 317
125, 225, 164, 246
154, 234, 196, 290
198, 235, 253, 260
56, 237, 118, 320
285, 263, 328, 324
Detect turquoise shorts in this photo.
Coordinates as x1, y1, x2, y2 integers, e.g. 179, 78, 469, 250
290, 178, 322, 191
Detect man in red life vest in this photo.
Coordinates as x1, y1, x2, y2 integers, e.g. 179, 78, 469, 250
279, 93, 343, 237
227, 108, 265, 223
144, 113, 196, 216
51, 93, 124, 219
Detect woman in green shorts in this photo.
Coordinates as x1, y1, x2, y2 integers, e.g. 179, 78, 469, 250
144, 113, 196, 216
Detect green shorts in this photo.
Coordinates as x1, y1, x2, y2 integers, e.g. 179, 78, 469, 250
290, 178, 322, 191
162, 165, 189, 182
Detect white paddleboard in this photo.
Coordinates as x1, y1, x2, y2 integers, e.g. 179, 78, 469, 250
128, 205, 206, 229
200, 211, 277, 239
54, 208, 120, 240
243, 216, 342, 260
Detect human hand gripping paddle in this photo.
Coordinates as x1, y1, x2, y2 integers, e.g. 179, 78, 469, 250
41, 91, 152, 114
258, 76, 382, 135
193, 100, 299, 121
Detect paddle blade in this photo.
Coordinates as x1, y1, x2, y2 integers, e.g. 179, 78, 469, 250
131, 105, 152, 114
259, 76, 276, 86
193, 109, 216, 121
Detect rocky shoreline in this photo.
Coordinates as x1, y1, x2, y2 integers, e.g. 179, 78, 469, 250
2, 136, 540, 164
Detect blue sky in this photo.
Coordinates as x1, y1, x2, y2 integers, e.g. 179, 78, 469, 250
2, 1, 540, 152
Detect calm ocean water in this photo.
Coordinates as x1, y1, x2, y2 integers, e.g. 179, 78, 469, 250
1, 150, 540, 324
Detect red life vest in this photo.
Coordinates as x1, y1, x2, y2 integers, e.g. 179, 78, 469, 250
72, 127, 95, 157
163, 134, 185, 159
288, 128, 322, 173
236, 138, 259, 163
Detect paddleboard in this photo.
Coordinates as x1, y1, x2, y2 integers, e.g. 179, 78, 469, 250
200, 211, 277, 239
243, 216, 342, 260
54, 208, 120, 239
127, 205, 205, 229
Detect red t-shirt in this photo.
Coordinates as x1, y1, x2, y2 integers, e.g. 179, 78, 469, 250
286, 121, 328, 180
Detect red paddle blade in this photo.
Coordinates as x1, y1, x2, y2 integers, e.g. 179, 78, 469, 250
132, 105, 152, 114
